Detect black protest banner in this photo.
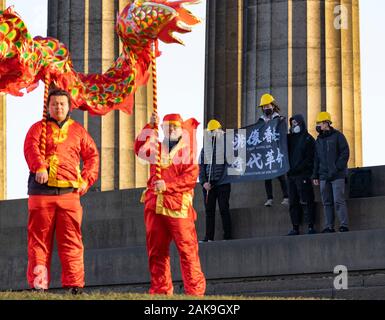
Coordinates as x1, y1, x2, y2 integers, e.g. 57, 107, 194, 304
220, 118, 290, 183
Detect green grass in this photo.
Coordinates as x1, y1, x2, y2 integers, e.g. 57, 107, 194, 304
0, 291, 316, 300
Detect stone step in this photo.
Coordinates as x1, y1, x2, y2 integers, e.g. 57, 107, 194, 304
3, 163, 385, 229
2, 229, 385, 292
2, 196, 385, 254
76, 271, 385, 300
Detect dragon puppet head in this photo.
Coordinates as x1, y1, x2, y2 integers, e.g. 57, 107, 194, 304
117, 0, 201, 50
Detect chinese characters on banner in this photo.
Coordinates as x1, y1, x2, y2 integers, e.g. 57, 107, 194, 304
220, 118, 290, 184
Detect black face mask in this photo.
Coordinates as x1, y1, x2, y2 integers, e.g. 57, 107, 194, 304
264, 109, 273, 117
316, 125, 322, 134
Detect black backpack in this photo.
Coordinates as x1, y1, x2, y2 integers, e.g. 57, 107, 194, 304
349, 168, 372, 198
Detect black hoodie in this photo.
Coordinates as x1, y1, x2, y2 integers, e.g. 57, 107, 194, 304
287, 114, 315, 177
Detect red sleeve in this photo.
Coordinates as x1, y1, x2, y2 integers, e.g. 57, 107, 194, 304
24, 122, 48, 173
166, 163, 199, 194
134, 123, 158, 164
80, 128, 100, 187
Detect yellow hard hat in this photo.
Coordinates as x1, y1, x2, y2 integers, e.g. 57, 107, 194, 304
316, 112, 332, 123
258, 93, 275, 107
207, 119, 222, 131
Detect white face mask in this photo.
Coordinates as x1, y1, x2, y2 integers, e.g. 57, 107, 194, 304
292, 125, 301, 134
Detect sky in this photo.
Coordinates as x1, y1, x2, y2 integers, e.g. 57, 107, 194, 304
3, 0, 385, 199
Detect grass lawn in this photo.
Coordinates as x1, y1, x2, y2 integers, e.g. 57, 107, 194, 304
0, 291, 315, 300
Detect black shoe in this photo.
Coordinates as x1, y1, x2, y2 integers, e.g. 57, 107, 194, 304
287, 229, 299, 236
307, 227, 317, 235
69, 287, 83, 295
322, 227, 336, 233
339, 226, 350, 232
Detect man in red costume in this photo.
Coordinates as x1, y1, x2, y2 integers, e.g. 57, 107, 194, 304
24, 89, 99, 294
134, 113, 206, 296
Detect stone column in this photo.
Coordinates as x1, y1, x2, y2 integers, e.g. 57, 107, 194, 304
242, 0, 258, 125
307, 0, 324, 137
341, 0, 355, 166
0, 0, 6, 200
352, 0, 362, 167
325, 0, 343, 130
204, 0, 243, 129
48, 0, 150, 191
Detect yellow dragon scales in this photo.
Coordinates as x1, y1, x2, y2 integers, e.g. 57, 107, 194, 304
0, 0, 201, 115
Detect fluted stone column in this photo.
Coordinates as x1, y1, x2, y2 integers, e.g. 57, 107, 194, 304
204, 0, 243, 129
352, 0, 362, 167
205, 0, 362, 167
0, 0, 6, 200
307, 0, 325, 137
48, 0, 151, 191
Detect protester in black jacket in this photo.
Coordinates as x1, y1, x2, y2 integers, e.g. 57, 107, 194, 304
258, 94, 289, 207
199, 119, 232, 242
287, 114, 316, 235
312, 112, 350, 233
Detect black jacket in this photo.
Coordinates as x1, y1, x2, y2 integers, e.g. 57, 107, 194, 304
257, 112, 282, 124
199, 135, 227, 186
287, 114, 315, 177
313, 128, 350, 181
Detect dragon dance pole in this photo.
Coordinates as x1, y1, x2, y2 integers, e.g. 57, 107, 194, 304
40, 73, 51, 159
151, 41, 162, 180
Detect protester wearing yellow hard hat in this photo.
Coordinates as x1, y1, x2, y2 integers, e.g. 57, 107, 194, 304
312, 111, 350, 234
315, 112, 332, 134
199, 119, 232, 242
257, 93, 282, 120
257, 93, 289, 207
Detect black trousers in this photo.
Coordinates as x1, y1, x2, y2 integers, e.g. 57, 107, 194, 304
202, 184, 232, 240
288, 176, 315, 226
265, 175, 289, 200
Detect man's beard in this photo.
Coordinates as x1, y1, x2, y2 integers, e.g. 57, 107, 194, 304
167, 133, 181, 142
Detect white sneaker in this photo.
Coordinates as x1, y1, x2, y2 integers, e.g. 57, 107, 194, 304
264, 199, 273, 207
281, 198, 289, 205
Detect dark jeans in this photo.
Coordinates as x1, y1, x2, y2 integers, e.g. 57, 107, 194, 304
202, 183, 232, 240
288, 176, 315, 226
265, 175, 289, 200
320, 179, 349, 228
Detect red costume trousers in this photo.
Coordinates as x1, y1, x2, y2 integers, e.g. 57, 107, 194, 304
144, 199, 206, 296
27, 193, 84, 289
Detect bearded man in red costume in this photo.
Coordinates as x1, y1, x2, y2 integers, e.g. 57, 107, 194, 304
24, 89, 99, 294
134, 112, 206, 296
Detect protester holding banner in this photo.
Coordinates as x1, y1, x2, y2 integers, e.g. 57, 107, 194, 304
257, 94, 289, 207
312, 112, 350, 233
287, 115, 316, 235
199, 119, 232, 242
